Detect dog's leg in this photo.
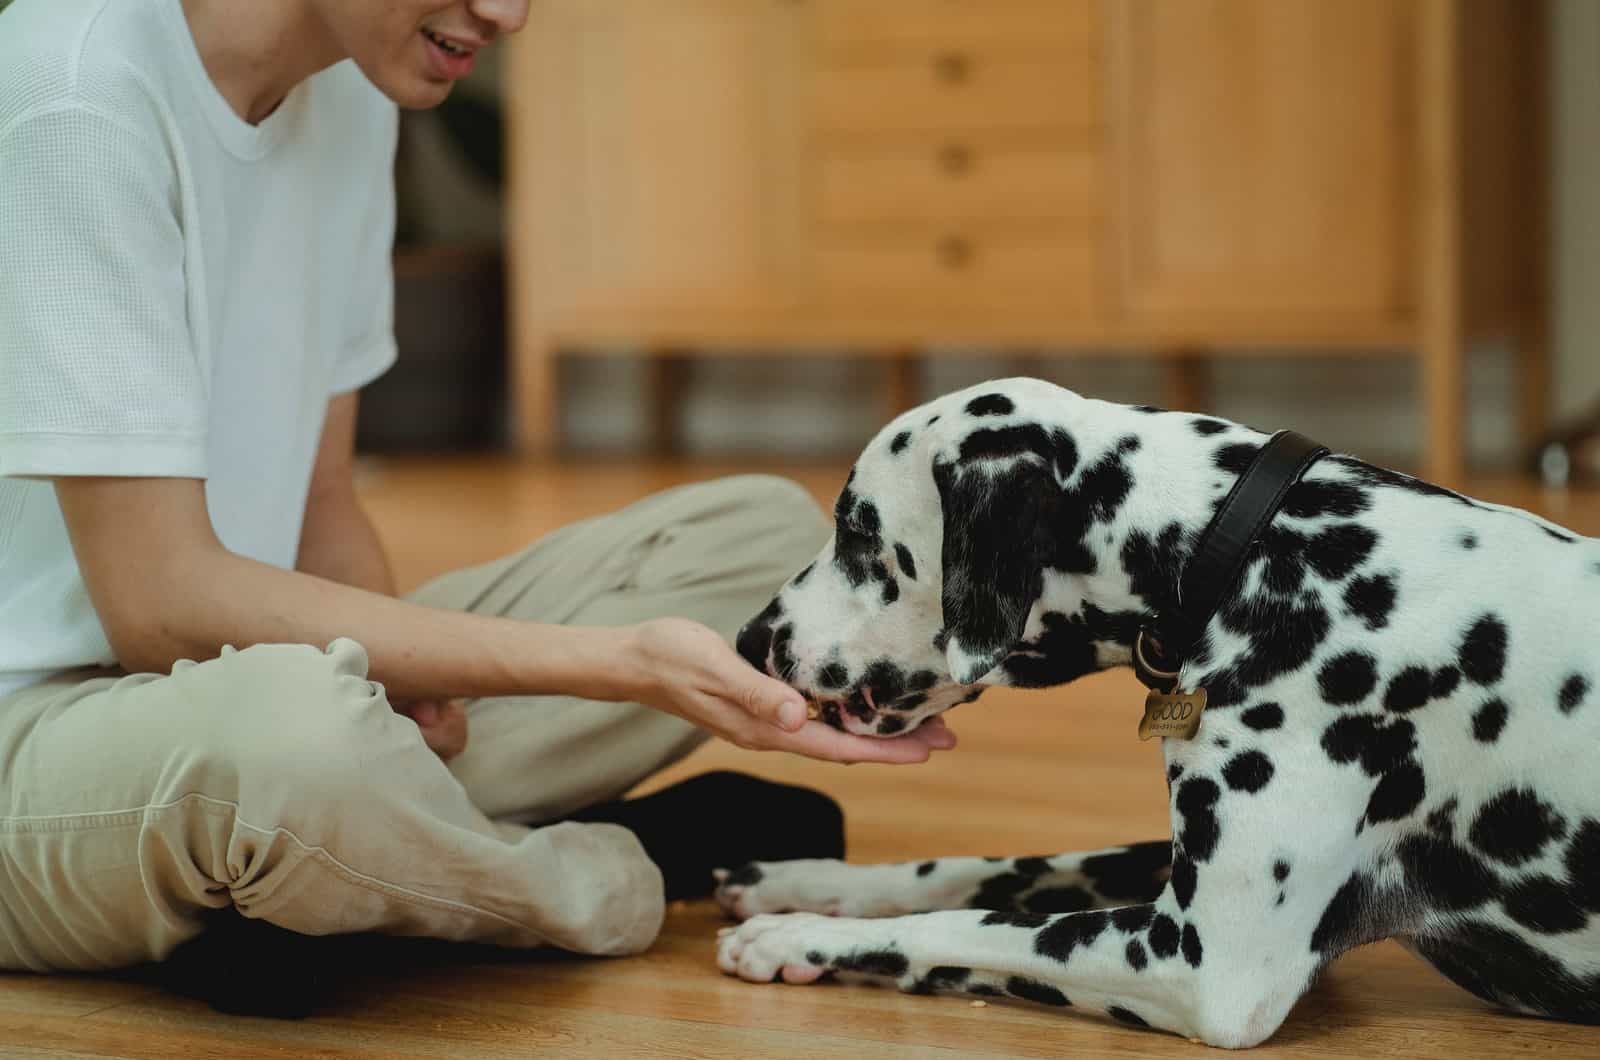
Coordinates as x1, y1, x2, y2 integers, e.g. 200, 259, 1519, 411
715, 840, 1171, 920
717, 889, 1325, 1048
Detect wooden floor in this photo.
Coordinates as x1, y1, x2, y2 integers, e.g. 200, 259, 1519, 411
5, 457, 1600, 1058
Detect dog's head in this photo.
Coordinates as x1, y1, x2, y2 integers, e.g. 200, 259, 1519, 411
737, 379, 1111, 737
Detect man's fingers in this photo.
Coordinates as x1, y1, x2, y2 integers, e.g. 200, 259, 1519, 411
727, 668, 808, 732
772, 722, 935, 765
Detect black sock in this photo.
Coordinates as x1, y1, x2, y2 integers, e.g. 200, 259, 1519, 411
567, 770, 845, 900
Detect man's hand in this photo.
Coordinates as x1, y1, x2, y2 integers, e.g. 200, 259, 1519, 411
392, 698, 469, 760
619, 617, 957, 765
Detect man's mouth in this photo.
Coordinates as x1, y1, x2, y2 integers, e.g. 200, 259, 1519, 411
421, 27, 474, 56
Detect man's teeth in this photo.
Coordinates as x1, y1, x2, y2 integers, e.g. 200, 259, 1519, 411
424, 29, 467, 56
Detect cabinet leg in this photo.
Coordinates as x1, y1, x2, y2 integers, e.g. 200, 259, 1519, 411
1161, 350, 1209, 413
649, 351, 691, 456
512, 337, 560, 458
886, 351, 920, 422
1418, 0, 1465, 486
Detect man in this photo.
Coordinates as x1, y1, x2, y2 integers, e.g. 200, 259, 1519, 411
0, 0, 955, 990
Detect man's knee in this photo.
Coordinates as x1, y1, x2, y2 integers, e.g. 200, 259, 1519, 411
709, 474, 831, 565
165, 639, 401, 795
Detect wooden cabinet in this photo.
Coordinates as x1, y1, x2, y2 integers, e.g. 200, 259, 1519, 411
504, 0, 1546, 481
1108, 0, 1412, 319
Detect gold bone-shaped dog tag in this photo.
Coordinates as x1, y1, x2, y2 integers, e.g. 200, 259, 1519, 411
1139, 688, 1208, 741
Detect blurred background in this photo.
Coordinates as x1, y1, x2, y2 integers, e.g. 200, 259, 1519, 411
358, 0, 1597, 515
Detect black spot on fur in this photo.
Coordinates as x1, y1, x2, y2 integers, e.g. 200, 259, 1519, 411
980, 910, 1050, 929
1459, 533, 1478, 550
1431, 666, 1460, 698
1343, 573, 1396, 631
1149, 914, 1180, 958
1216, 593, 1333, 691
880, 576, 899, 605
1007, 976, 1069, 1006
1558, 674, 1589, 714
816, 661, 848, 689
1311, 872, 1375, 953
890, 430, 911, 454
1322, 715, 1426, 826
1383, 666, 1434, 713
834, 949, 909, 977
1175, 779, 1222, 862
1170, 855, 1197, 910
1365, 761, 1427, 825
876, 715, 906, 735
1215, 443, 1261, 475
1566, 821, 1600, 912
792, 562, 814, 586
1472, 699, 1508, 742
965, 393, 1015, 417
725, 864, 763, 887
1282, 480, 1371, 520
1191, 417, 1228, 436
1326, 456, 1482, 510
916, 861, 937, 877
1034, 911, 1109, 963
1274, 861, 1291, 882
1322, 715, 1416, 776
1469, 788, 1567, 867
1242, 703, 1284, 730
1542, 525, 1578, 544
1411, 922, 1600, 1021
1108, 1006, 1150, 1029
1459, 614, 1509, 686
957, 424, 1075, 472
1000, 611, 1099, 689
1223, 751, 1274, 793
893, 543, 917, 580
1121, 522, 1190, 612
1181, 923, 1203, 968
912, 965, 970, 994
1305, 524, 1378, 581
1427, 798, 1459, 838
1112, 904, 1155, 932
1025, 887, 1097, 914
1398, 834, 1500, 910
1125, 939, 1149, 971
1318, 652, 1379, 706
1079, 841, 1172, 902
1502, 876, 1589, 934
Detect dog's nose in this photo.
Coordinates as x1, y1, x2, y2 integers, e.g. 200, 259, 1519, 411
736, 618, 775, 673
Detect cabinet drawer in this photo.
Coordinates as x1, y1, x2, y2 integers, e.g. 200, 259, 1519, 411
813, 55, 1098, 135
815, 0, 1096, 57
815, 235, 1100, 313
817, 144, 1100, 228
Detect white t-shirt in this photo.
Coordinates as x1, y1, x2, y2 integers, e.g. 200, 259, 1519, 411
0, 0, 399, 696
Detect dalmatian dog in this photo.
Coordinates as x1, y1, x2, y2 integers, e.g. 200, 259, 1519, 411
719, 377, 1600, 1048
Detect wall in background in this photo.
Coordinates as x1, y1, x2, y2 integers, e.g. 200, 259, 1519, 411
415, 3, 1591, 471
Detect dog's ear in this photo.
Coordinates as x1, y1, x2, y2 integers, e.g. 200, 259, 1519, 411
936, 458, 1060, 684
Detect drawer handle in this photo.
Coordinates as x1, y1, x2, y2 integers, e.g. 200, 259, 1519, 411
932, 52, 971, 84
936, 235, 974, 270
937, 143, 974, 176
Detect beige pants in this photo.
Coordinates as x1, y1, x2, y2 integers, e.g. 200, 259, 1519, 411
0, 475, 829, 972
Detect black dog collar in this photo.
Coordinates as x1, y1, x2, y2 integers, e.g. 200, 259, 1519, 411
1132, 430, 1330, 696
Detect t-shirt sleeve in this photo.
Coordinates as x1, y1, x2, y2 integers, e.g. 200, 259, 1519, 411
329, 105, 399, 396
0, 103, 208, 479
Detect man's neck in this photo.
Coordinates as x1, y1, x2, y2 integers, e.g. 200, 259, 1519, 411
181, 0, 342, 124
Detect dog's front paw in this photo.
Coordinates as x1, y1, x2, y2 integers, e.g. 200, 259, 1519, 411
713, 858, 870, 920
717, 913, 899, 985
